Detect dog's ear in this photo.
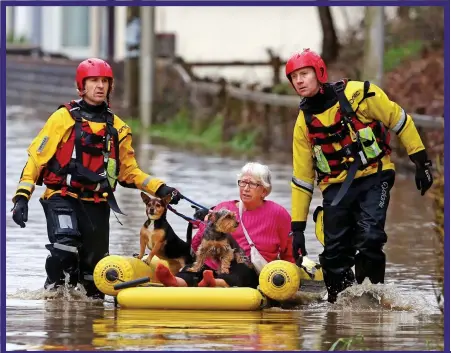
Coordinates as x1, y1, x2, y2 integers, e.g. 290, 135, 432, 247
207, 212, 217, 223
160, 194, 172, 206
225, 210, 235, 218
141, 192, 151, 204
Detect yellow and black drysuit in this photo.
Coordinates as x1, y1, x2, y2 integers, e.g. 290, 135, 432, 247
291, 79, 433, 302
11, 99, 179, 298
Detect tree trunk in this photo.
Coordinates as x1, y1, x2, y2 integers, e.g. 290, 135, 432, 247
125, 6, 141, 118
317, 7, 340, 64
397, 6, 410, 19
362, 7, 385, 87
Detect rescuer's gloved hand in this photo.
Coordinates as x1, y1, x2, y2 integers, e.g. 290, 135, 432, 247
156, 184, 182, 205
291, 221, 307, 267
409, 150, 433, 196
12, 196, 29, 228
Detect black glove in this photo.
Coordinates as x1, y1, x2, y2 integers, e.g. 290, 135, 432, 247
192, 206, 210, 221
291, 221, 307, 266
12, 196, 29, 228
409, 150, 433, 196
155, 184, 181, 205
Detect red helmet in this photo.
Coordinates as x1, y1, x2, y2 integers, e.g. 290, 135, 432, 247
285, 49, 328, 84
75, 58, 114, 95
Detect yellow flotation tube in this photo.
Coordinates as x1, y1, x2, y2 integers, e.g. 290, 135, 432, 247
313, 206, 325, 246
117, 286, 267, 311
93, 254, 170, 297
258, 259, 323, 302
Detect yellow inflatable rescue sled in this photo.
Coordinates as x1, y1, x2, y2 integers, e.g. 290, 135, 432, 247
93, 208, 327, 310
93, 252, 324, 310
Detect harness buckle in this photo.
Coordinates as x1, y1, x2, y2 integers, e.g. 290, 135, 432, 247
341, 145, 354, 158
347, 123, 358, 142
332, 80, 346, 93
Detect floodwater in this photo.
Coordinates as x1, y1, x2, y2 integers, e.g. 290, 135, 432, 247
5, 106, 444, 351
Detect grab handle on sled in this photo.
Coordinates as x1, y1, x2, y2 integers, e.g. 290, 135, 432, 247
113, 277, 151, 290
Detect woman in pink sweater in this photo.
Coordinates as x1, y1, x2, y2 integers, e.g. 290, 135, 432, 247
155, 162, 295, 288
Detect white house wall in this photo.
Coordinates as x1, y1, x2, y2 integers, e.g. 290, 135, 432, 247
115, 6, 398, 84
112, 6, 368, 61
111, 6, 366, 84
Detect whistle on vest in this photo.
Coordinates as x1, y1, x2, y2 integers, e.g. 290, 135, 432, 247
338, 144, 355, 165
103, 135, 112, 164
341, 156, 355, 164
105, 134, 112, 153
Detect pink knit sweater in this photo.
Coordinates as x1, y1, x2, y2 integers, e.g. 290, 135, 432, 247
191, 200, 295, 270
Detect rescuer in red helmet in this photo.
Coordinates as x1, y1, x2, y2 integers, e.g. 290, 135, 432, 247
11, 58, 181, 299
286, 49, 433, 303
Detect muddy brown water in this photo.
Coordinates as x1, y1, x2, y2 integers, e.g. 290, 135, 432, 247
6, 106, 443, 351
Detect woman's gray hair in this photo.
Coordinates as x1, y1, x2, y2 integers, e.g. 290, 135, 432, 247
237, 162, 272, 196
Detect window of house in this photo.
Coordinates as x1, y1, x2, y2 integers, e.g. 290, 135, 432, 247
61, 6, 91, 48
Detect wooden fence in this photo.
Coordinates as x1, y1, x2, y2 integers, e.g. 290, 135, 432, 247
170, 62, 444, 165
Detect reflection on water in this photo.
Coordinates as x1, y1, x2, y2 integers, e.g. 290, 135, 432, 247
6, 297, 443, 351
91, 308, 303, 351
5, 106, 443, 351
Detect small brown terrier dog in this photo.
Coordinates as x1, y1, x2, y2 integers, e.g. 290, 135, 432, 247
138, 192, 193, 274
189, 208, 248, 274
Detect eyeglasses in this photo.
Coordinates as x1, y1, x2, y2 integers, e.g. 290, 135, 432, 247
238, 180, 261, 189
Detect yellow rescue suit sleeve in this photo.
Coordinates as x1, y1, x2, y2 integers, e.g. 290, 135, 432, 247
114, 116, 165, 195
12, 108, 72, 203
358, 82, 425, 155
291, 112, 316, 223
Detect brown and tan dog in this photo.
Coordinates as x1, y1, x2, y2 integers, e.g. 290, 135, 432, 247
138, 192, 193, 274
189, 208, 248, 274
